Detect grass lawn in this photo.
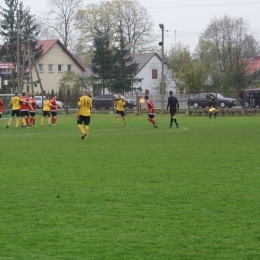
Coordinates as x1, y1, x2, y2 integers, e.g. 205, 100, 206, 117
1, 111, 260, 260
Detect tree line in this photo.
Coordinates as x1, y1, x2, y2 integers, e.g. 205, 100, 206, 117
0, 0, 259, 96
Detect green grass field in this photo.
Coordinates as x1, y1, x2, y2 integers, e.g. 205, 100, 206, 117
1, 112, 260, 260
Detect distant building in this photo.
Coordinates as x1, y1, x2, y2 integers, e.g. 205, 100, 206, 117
28, 39, 85, 93
132, 52, 176, 94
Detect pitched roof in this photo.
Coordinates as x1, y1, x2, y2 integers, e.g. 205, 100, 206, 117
36, 39, 86, 72
246, 56, 260, 75
131, 52, 162, 74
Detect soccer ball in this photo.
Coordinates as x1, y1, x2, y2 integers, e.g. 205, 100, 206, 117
139, 98, 145, 104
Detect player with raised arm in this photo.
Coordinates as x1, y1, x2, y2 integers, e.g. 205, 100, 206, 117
114, 93, 127, 127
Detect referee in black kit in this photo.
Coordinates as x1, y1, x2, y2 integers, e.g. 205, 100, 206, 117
167, 90, 179, 128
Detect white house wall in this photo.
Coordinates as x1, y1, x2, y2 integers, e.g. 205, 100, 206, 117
133, 55, 176, 94
31, 43, 83, 94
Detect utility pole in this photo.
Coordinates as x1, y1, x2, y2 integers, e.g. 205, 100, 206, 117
16, 5, 20, 93
159, 24, 165, 114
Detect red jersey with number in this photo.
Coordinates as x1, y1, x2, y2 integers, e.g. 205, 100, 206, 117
29, 97, 36, 111
20, 96, 30, 111
0, 99, 3, 113
146, 99, 155, 114
50, 98, 57, 112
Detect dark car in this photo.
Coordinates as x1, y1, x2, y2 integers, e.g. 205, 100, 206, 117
244, 88, 260, 108
92, 94, 136, 110
187, 93, 237, 108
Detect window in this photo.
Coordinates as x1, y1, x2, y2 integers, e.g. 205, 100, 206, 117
152, 69, 158, 79
67, 64, 72, 71
58, 64, 63, 73
38, 64, 44, 72
48, 64, 53, 72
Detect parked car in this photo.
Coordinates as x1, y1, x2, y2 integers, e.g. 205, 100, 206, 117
92, 94, 136, 109
187, 93, 237, 108
34, 96, 64, 108
244, 88, 260, 108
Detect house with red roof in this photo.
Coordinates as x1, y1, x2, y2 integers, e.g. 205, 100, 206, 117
28, 39, 85, 93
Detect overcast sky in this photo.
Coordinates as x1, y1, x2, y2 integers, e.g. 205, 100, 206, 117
1, 0, 260, 52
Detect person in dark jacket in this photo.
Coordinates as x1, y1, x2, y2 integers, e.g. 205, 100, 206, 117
239, 89, 244, 108
167, 91, 179, 128
208, 94, 217, 119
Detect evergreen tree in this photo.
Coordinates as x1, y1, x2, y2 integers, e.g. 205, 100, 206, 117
91, 33, 115, 94
0, 1, 42, 91
111, 22, 142, 94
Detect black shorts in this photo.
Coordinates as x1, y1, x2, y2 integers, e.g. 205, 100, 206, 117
11, 109, 20, 117
147, 113, 155, 119
170, 108, 177, 116
116, 110, 125, 117
51, 111, 57, 117
29, 111, 36, 117
42, 111, 50, 117
77, 115, 90, 125
20, 110, 29, 117
0, 113, 2, 118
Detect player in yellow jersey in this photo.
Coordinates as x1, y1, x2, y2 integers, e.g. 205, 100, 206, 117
6, 91, 22, 128
114, 93, 126, 127
40, 96, 51, 126
76, 89, 92, 140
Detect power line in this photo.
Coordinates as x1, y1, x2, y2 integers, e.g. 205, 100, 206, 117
145, 2, 260, 9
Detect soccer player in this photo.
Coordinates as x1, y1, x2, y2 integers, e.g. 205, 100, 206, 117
29, 94, 37, 126
0, 98, 4, 123
20, 92, 32, 128
209, 94, 217, 119
49, 95, 59, 126
76, 89, 92, 140
114, 93, 127, 127
6, 91, 21, 128
144, 95, 158, 128
40, 96, 51, 126
167, 90, 179, 128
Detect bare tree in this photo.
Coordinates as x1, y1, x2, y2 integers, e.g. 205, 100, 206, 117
75, 0, 156, 54
38, 0, 83, 50
197, 16, 260, 90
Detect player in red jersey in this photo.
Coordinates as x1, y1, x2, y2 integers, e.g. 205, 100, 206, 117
144, 95, 158, 128
20, 92, 32, 128
29, 94, 36, 126
0, 98, 4, 123
49, 95, 59, 126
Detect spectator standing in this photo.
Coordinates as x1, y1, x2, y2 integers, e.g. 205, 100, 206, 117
167, 91, 179, 128
249, 88, 256, 108
0, 98, 4, 123
209, 94, 217, 119
239, 89, 245, 108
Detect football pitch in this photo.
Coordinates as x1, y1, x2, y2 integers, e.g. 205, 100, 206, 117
1, 112, 260, 259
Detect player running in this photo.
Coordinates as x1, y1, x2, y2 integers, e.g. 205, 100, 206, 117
144, 95, 158, 128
